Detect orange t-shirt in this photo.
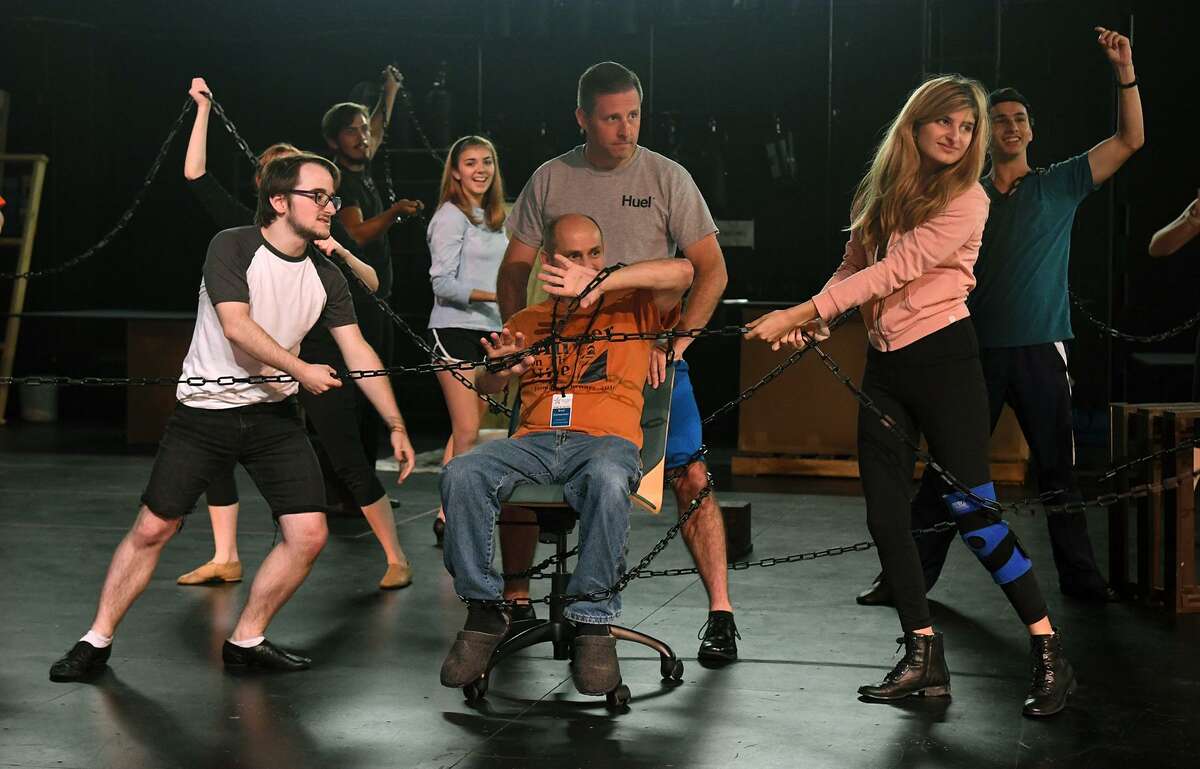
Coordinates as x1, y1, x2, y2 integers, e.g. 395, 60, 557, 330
508, 289, 679, 450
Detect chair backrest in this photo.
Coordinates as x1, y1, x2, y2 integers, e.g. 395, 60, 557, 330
505, 368, 675, 514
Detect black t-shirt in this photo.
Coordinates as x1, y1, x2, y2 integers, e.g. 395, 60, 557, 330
337, 164, 392, 300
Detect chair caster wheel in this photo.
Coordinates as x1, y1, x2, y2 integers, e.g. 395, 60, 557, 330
463, 676, 489, 703
660, 658, 684, 681
606, 683, 631, 710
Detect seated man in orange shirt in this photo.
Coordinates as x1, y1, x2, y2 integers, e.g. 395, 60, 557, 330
439, 212, 693, 696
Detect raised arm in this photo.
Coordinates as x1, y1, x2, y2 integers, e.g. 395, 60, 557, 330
540, 255, 694, 315
214, 302, 341, 394
367, 66, 402, 161
184, 77, 213, 180
498, 236, 539, 321
1148, 193, 1200, 258
1087, 27, 1144, 186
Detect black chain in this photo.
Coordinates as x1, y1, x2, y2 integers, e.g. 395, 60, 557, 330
1, 100, 196, 281
503, 546, 579, 581
394, 78, 446, 166
335, 258, 513, 416
207, 96, 260, 169
800, 331, 1200, 518
700, 309, 859, 427
1070, 290, 1200, 344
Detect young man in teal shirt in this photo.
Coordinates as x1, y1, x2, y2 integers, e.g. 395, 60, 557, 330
859, 26, 1144, 605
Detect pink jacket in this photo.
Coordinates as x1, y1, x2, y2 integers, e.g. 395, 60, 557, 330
812, 183, 990, 352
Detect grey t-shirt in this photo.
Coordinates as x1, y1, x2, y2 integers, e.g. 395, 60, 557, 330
177, 226, 357, 408
507, 145, 718, 266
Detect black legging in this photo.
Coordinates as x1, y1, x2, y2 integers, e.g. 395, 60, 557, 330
297, 327, 387, 508
857, 320, 1048, 632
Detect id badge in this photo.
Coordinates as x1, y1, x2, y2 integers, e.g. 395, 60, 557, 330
550, 393, 574, 428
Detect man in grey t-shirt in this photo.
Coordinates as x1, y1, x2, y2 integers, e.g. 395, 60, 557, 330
497, 62, 740, 664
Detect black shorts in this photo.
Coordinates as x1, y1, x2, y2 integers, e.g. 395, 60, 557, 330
427, 327, 490, 363
141, 399, 327, 518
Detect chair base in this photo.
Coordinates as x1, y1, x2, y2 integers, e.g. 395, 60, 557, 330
462, 616, 684, 709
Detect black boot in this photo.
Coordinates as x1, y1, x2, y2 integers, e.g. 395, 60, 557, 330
856, 574, 895, 606
1022, 631, 1075, 717
858, 632, 951, 701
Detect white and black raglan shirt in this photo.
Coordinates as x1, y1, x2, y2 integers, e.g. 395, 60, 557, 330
176, 226, 357, 409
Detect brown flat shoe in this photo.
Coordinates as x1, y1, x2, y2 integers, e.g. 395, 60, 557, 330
177, 561, 242, 585
379, 562, 413, 590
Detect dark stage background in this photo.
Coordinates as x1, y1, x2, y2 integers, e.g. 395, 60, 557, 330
1, 0, 1196, 440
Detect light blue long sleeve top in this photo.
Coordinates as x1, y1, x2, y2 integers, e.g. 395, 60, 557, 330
426, 201, 506, 331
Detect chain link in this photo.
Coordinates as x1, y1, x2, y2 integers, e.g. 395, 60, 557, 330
207, 97, 260, 169
393, 78, 447, 166
1070, 290, 1200, 344
9, 113, 1200, 590
2, 100, 196, 281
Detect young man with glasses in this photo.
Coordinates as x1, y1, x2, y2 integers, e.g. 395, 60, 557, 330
50, 154, 414, 681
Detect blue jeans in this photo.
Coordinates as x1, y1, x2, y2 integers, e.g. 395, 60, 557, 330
441, 431, 642, 624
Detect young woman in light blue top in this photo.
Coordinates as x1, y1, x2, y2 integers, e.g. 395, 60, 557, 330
427, 135, 508, 543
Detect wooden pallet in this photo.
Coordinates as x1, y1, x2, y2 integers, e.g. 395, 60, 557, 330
1109, 402, 1200, 615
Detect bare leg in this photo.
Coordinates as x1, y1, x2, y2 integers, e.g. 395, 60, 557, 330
209, 503, 240, 563
435, 369, 485, 524
91, 507, 181, 636
361, 494, 407, 566
436, 437, 452, 524
673, 461, 733, 613
500, 506, 538, 601
230, 512, 327, 641
1028, 616, 1053, 635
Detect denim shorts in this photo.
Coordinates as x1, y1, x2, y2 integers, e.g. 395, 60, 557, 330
141, 398, 327, 518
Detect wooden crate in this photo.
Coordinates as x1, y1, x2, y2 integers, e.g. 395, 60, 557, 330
1109, 402, 1200, 615
732, 312, 1029, 482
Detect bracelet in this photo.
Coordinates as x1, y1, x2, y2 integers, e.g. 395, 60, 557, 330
1117, 78, 1138, 89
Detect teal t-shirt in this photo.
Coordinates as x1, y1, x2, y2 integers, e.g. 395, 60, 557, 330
967, 153, 1095, 348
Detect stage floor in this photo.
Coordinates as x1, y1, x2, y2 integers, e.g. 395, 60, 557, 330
2, 428, 1199, 769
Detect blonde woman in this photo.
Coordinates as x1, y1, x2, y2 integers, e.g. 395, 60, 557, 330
747, 75, 1073, 717
426, 136, 508, 545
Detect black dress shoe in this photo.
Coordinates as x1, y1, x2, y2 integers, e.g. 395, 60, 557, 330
856, 575, 895, 607
697, 611, 739, 665
49, 641, 111, 682
858, 632, 951, 701
222, 639, 311, 672
433, 517, 445, 548
1023, 631, 1076, 718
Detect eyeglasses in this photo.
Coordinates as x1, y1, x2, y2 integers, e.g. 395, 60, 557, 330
288, 189, 342, 211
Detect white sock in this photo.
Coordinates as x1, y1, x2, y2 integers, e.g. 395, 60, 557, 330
228, 635, 265, 648
80, 630, 112, 648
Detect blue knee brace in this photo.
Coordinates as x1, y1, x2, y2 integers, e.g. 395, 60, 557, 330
943, 482, 1032, 586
